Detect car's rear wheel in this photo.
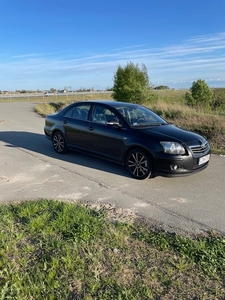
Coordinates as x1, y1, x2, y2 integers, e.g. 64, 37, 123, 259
125, 148, 153, 179
52, 131, 68, 154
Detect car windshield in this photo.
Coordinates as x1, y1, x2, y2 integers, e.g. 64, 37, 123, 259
115, 105, 168, 127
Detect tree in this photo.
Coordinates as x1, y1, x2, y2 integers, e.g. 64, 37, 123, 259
154, 85, 169, 90
185, 79, 213, 108
112, 62, 157, 104
50, 88, 56, 93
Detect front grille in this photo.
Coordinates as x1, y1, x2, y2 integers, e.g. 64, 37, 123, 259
189, 142, 210, 154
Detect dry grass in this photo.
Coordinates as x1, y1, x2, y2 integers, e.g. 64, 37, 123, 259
149, 101, 225, 152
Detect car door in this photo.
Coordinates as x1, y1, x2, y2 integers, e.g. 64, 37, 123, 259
62, 103, 91, 150
86, 105, 125, 161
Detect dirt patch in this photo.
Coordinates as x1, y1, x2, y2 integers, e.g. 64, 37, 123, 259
85, 202, 137, 223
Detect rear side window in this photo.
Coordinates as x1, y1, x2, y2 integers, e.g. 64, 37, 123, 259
64, 104, 91, 120
64, 107, 73, 117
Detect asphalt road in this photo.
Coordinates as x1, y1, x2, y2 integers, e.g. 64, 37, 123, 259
0, 102, 225, 236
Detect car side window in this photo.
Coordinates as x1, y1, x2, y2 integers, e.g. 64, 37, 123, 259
92, 105, 119, 124
105, 109, 120, 123
71, 104, 91, 120
64, 107, 74, 117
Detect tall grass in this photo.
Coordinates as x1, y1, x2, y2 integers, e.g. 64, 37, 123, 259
149, 100, 225, 153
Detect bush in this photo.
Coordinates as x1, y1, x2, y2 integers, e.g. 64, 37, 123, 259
112, 62, 157, 104
185, 79, 213, 109
211, 88, 225, 111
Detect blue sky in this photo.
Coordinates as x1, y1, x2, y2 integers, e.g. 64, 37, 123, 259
1, 0, 225, 91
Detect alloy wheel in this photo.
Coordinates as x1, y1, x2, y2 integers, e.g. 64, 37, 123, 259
52, 132, 67, 154
126, 149, 152, 179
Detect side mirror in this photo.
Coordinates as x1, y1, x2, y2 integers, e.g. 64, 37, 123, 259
107, 120, 122, 128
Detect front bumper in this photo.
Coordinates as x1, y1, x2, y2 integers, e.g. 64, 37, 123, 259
153, 152, 211, 177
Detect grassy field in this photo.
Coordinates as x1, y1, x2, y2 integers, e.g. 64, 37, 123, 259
0, 199, 224, 299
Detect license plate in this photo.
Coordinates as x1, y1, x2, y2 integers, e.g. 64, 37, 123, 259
198, 154, 210, 165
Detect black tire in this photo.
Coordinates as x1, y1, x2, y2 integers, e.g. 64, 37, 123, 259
125, 148, 153, 179
52, 131, 68, 154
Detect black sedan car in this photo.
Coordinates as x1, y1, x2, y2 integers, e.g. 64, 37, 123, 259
44, 100, 211, 179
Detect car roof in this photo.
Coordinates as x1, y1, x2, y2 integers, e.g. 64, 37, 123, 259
58, 100, 141, 115
76, 100, 140, 107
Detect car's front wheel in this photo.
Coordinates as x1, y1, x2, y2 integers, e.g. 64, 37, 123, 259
52, 131, 68, 154
125, 148, 153, 179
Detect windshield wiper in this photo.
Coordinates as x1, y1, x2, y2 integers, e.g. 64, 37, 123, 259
132, 122, 168, 127
132, 123, 155, 127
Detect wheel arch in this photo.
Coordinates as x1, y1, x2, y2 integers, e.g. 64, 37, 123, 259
51, 129, 68, 154
125, 146, 155, 179
51, 127, 66, 141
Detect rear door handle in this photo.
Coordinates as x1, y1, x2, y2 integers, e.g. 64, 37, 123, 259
89, 126, 94, 131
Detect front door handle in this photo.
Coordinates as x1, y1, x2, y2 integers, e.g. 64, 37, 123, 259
89, 126, 94, 131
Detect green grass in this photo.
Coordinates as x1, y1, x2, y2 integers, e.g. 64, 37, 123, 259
0, 199, 224, 299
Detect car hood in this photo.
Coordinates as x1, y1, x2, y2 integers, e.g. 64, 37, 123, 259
143, 124, 207, 145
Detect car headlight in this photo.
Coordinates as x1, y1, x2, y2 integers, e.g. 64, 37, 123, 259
160, 141, 185, 154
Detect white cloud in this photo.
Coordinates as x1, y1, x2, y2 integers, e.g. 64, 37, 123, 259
1, 32, 225, 90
